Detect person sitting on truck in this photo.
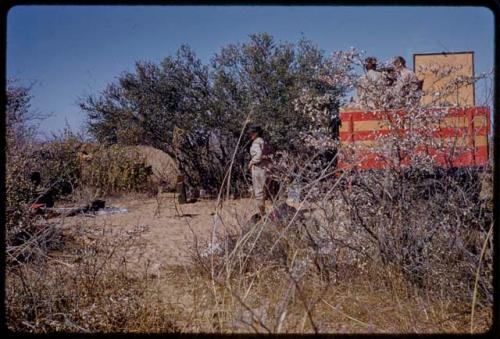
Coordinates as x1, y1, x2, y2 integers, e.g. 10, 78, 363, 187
356, 57, 386, 109
392, 56, 423, 107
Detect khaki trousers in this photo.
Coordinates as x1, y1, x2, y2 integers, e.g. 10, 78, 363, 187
251, 165, 267, 211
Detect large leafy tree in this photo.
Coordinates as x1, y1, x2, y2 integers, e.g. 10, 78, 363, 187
80, 33, 352, 192
211, 33, 341, 147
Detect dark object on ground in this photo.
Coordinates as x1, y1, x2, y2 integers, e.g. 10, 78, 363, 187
30, 174, 74, 208
30, 171, 42, 186
66, 199, 106, 216
269, 202, 299, 224
31, 199, 108, 218
34, 190, 55, 208
174, 213, 199, 218
176, 175, 187, 204
265, 179, 281, 201
11, 230, 32, 247
186, 188, 199, 203
57, 181, 73, 196
249, 213, 262, 224
89, 199, 106, 211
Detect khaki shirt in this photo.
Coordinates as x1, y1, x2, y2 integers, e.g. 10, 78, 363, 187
395, 67, 419, 93
357, 69, 386, 109
249, 137, 271, 168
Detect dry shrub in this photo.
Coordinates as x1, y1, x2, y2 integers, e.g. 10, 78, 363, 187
334, 104, 493, 308
34, 134, 163, 198
339, 167, 493, 304
187, 127, 492, 332
183, 255, 492, 333
5, 82, 70, 268
36, 130, 84, 195
193, 201, 338, 281
6, 125, 178, 332
5, 134, 45, 254
80, 144, 154, 195
6, 143, 38, 247
6, 223, 180, 333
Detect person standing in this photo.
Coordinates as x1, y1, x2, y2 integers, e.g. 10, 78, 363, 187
247, 125, 272, 217
392, 56, 422, 106
357, 57, 386, 109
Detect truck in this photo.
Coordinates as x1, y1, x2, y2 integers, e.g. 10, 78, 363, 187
337, 106, 490, 171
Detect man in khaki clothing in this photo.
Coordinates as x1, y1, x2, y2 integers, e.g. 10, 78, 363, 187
392, 56, 422, 107
247, 125, 272, 217
356, 57, 386, 109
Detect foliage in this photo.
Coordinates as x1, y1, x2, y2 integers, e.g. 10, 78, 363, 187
6, 42, 494, 333
6, 80, 38, 144
79, 34, 353, 193
37, 129, 85, 195
6, 81, 40, 248
80, 145, 153, 195
186, 61, 493, 333
34, 129, 157, 198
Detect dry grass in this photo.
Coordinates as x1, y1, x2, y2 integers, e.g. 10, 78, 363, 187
6, 222, 180, 333
170, 258, 492, 333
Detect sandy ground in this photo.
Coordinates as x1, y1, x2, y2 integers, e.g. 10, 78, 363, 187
56, 193, 267, 316
63, 193, 260, 268
52, 193, 492, 333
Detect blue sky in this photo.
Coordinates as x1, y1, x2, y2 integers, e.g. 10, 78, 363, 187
7, 5, 494, 137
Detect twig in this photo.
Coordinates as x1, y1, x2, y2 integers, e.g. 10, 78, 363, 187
321, 298, 373, 329
470, 221, 493, 334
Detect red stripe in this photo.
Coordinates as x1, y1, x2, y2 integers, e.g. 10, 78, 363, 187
340, 106, 490, 121
426, 106, 490, 117
338, 145, 489, 170
341, 110, 406, 121
433, 127, 489, 138
340, 127, 489, 142
338, 107, 491, 170
475, 147, 489, 165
